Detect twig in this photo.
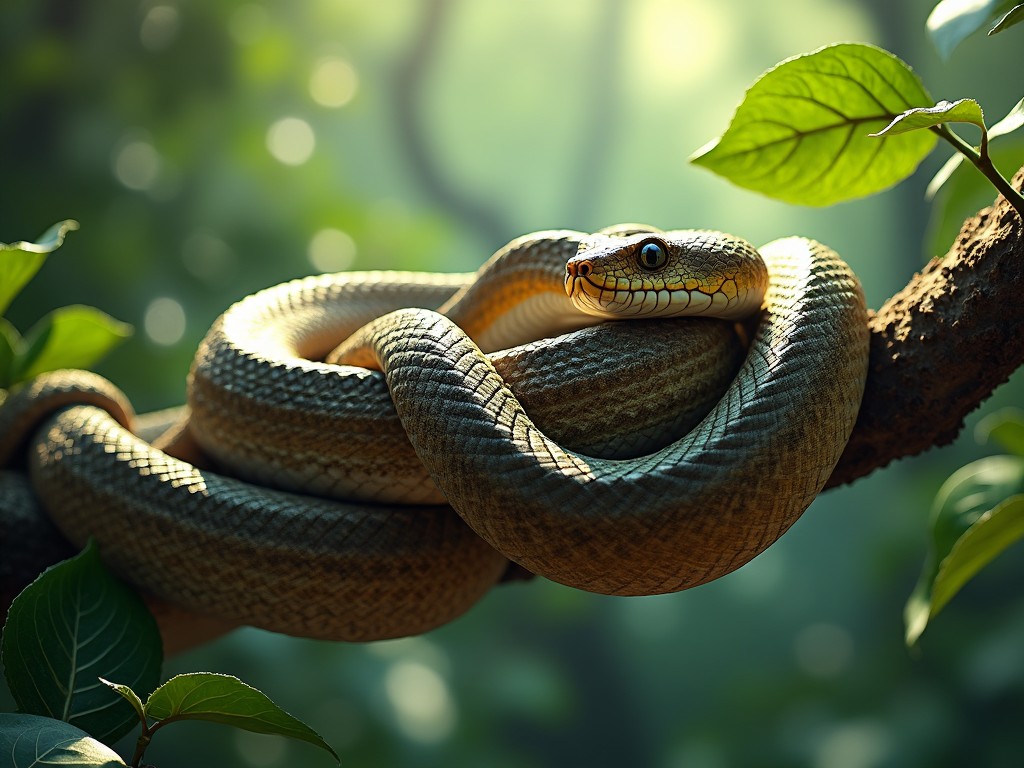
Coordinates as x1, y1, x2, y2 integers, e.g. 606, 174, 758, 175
931, 124, 1024, 219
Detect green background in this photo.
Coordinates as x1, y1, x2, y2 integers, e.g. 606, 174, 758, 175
2, 1, 1024, 765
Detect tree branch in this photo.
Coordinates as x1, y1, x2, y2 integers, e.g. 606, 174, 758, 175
825, 164, 1024, 488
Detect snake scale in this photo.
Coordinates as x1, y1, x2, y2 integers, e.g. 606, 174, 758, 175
0, 227, 868, 642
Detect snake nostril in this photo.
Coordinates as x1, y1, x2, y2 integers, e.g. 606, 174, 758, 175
570, 260, 592, 278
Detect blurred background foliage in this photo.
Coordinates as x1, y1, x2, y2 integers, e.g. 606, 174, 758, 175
2, 0, 1024, 766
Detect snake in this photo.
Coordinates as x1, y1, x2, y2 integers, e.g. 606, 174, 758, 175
0, 227, 869, 642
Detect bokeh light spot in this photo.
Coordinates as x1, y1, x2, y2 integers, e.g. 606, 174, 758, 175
814, 721, 891, 768
309, 57, 359, 108
629, 0, 734, 88
383, 660, 455, 744
794, 622, 854, 679
144, 297, 186, 346
266, 117, 315, 166
140, 5, 180, 52
112, 139, 161, 191
308, 228, 357, 272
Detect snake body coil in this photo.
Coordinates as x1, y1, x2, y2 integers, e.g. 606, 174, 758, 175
0, 228, 868, 641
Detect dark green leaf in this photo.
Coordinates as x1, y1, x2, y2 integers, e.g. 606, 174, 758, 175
146, 672, 339, 764
1, 540, 163, 743
100, 678, 148, 729
13, 304, 132, 383
927, 0, 1017, 58
905, 455, 1024, 645
0, 318, 21, 388
870, 99, 985, 137
0, 220, 78, 316
932, 456, 1024, 552
930, 496, 1024, 615
989, 3, 1024, 33
975, 407, 1024, 455
0, 713, 126, 767
690, 44, 935, 206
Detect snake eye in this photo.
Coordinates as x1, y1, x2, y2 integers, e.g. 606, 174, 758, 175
637, 241, 668, 272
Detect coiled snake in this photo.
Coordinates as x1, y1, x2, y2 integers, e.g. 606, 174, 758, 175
0, 227, 868, 642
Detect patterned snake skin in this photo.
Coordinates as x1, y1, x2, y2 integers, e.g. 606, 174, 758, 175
0, 229, 868, 641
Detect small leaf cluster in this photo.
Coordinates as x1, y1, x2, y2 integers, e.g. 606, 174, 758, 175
0, 542, 339, 766
0, 221, 131, 390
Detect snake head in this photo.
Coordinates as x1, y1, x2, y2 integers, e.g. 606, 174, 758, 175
565, 230, 768, 321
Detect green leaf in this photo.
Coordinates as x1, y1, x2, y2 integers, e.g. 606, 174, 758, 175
988, 97, 1024, 139
925, 97, 1024, 199
925, 151, 966, 201
0, 220, 78, 316
690, 43, 936, 207
0, 318, 21, 388
0, 713, 126, 767
927, 0, 1017, 58
975, 407, 1024, 455
100, 678, 148, 729
146, 672, 339, 764
989, 2, 1024, 33
870, 98, 985, 137
1, 540, 163, 744
905, 455, 1024, 645
13, 304, 132, 383
930, 496, 1024, 615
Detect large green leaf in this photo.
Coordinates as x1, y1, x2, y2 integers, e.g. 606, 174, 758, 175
146, 673, 339, 764
927, 0, 1018, 58
0, 713, 125, 767
14, 304, 132, 382
691, 44, 935, 206
0, 220, 78, 316
905, 455, 1024, 645
1, 541, 163, 743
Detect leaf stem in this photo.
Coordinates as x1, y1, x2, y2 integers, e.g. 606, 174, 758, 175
130, 718, 175, 766
931, 123, 1024, 219
130, 730, 151, 768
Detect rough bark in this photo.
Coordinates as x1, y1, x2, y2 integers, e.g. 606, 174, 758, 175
825, 165, 1024, 489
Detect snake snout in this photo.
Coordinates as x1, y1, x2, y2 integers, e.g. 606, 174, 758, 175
564, 257, 595, 302
565, 258, 592, 279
